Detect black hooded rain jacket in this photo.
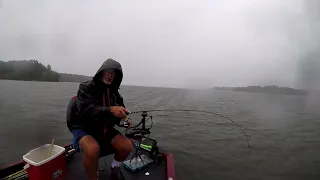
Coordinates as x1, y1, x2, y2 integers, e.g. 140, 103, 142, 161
67, 59, 125, 140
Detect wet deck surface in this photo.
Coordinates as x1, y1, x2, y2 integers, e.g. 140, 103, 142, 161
66, 151, 166, 180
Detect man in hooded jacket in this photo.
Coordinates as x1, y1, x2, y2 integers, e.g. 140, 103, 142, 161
67, 59, 132, 180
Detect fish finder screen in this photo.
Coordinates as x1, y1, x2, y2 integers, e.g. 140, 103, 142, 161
140, 137, 156, 151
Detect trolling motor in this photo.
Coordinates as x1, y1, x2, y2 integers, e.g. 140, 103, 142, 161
123, 111, 151, 138
100, 111, 161, 172
120, 111, 163, 171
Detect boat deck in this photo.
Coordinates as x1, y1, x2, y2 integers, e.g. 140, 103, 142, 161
67, 149, 166, 180
0, 145, 169, 180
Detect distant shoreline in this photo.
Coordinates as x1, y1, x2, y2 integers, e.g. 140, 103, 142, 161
0, 60, 183, 89
58, 73, 92, 83
214, 86, 308, 96
0, 61, 311, 93
0, 60, 94, 83
0, 79, 187, 90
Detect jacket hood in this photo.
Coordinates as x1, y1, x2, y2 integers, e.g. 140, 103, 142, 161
93, 58, 123, 89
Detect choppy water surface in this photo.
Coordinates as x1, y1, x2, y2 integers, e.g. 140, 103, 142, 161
1, 80, 320, 180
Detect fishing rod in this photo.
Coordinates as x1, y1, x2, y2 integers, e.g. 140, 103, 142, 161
127, 109, 250, 148
121, 109, 252, 178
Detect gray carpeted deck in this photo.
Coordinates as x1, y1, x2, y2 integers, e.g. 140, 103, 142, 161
66, 150, 166, 180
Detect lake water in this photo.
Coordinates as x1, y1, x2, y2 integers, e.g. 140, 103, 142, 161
0, 80, 320, 180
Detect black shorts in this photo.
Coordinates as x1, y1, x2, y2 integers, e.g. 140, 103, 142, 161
72, 127, 121, 157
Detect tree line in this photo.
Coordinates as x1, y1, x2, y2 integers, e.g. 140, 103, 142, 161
0, 60, 60, 82
215, 85, 308, 96
59, 73, 91, 82
234, 85, 308, 95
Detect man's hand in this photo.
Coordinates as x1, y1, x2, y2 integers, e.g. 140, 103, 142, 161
110, 106, 128, 119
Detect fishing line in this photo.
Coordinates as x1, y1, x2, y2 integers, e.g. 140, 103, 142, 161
129, 109, 250, 147
125, 109, 252, 178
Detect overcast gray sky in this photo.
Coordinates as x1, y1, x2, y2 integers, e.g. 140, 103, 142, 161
0, 0, 319, 88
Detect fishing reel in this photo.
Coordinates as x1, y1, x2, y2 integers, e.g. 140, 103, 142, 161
123, 111, 152, 138
118, 118, 132, 127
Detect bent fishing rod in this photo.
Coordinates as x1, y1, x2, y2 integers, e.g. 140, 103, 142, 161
122, 109, 252, 177
126, 109, 250, 148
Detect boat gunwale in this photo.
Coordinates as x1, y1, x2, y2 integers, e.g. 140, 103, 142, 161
0, 143, 176, 180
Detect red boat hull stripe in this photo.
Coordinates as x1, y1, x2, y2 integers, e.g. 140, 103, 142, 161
166, 153, 176, 180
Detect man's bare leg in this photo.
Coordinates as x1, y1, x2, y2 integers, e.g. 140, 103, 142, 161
79, 135, 100, 180
111, 134, 133, 162
110, 134, 132, 179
